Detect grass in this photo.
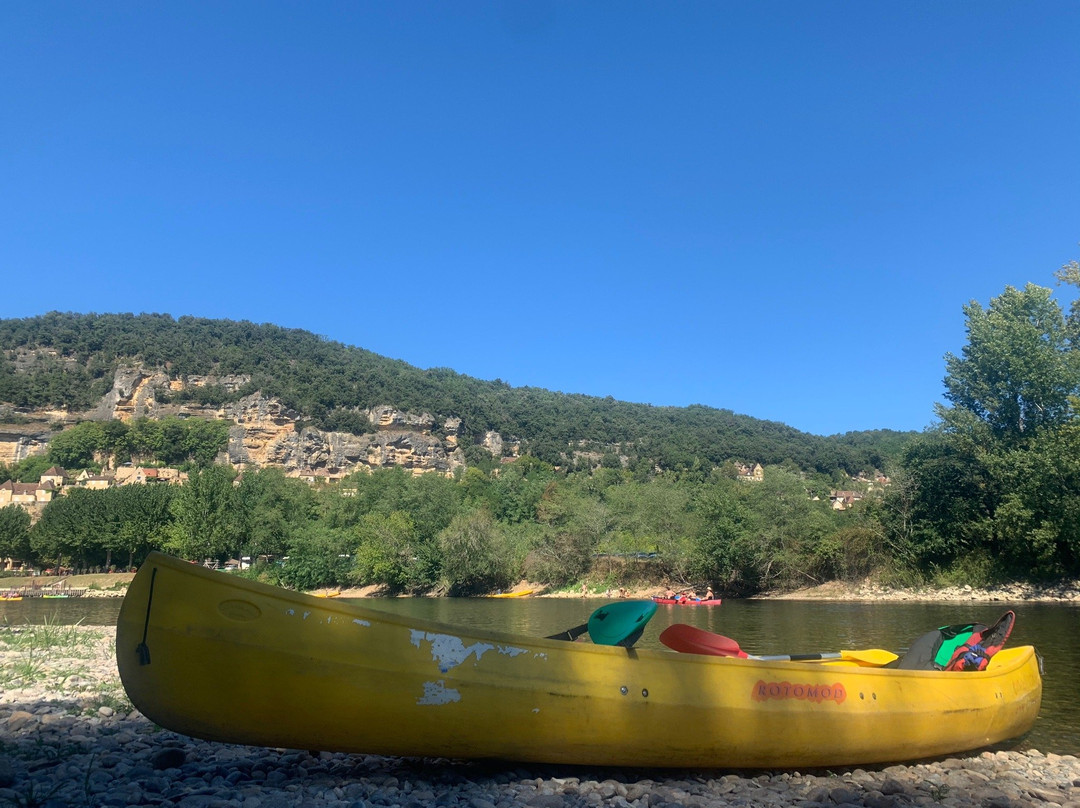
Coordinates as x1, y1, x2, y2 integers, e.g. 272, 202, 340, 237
0, 619, 103, 652
0, 618, 105, 690
85, 580, 128, 592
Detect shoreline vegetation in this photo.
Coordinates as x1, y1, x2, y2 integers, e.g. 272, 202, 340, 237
9, 570, 1080, 603
9, 284, 1080, 614
1, 626, 1079, 808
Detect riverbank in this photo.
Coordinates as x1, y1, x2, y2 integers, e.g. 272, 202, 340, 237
14, 570, 1080, 603
0, 627, 1078, 808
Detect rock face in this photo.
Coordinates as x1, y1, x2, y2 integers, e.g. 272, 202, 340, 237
220, 394, 461, 477
0, 367, 470, 478
95, 367, 172, 421
0, 425, 53, 466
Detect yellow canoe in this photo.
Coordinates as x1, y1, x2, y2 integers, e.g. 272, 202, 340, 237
116, 553, 1042, 768
488, 588, 533, 598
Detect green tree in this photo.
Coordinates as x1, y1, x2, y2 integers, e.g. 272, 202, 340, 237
942, 284, 1078, 441
604, 476, 694, 579
492, 456, 557, 524
31, 488, 112, 569
905, 279, 1080, 580
689, 478, 755, 592
47, 421, 106, 468
7, 455, 54, 483
438, 509, 514, 595
164, 465, 236, 561
231, 468, 316, 562
107, 483, 176, 569
740, 468, 834, 591
274, 522, 354, 590
526, 482, 607, 586
0, 505, 32, 566
127, 418, 164, 463
352, 510, 425, 591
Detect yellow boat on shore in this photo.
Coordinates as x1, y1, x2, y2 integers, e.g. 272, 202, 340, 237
116, 552, 1042, 768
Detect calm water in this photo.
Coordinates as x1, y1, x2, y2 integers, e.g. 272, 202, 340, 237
4, 595, 1077, 756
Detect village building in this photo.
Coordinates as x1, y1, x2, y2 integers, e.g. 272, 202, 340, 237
39, 466, 69, 489
0, 479, 55, 507
735, 463, 764, 482
829, 490, 864, 510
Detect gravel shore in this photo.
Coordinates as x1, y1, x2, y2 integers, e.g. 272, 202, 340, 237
1, 627, 1078, 808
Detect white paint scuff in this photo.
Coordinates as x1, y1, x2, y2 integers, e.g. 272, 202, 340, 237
410, 630, 494, 672
417, 680, 461, 705
409, 631, 531, 672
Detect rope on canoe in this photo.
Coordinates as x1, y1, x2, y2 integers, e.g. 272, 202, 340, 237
136, 567, 157, 666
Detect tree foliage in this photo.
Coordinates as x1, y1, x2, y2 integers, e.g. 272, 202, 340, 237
8, 273, 1080, 591
902, 277, 1080, 581
0, 505, 32, 565
0, 312, 911, 476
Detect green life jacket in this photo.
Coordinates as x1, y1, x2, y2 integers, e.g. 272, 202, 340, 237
896, 610, 1015, 671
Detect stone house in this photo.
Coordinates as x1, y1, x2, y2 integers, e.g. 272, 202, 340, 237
736, 463, 764, 482
0, 479, 55, 507
39, 466, 68, 489
115, 466, 188, 485
830, 490, 864, 510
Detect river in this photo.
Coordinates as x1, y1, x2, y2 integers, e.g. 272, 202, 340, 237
3, 595, 1076, 756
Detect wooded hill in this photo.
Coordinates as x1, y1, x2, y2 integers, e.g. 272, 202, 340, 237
0, 312, 913, 477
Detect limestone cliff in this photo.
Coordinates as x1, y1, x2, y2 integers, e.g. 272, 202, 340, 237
0, 425, 53, 466
0, 367, 469, 478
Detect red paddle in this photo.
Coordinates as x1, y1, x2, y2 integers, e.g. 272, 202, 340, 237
659, 624, 898, 666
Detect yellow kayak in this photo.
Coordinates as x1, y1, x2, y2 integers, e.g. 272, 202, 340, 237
116, 553, 1042, 768
488, 589, 533, 598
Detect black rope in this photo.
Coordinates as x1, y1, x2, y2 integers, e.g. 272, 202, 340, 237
135, 567, 157, 666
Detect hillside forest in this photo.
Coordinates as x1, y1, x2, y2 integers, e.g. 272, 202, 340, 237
3, 265, 1080, 595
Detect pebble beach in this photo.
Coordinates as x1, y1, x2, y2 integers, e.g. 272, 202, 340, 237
2, 627, 1079, 808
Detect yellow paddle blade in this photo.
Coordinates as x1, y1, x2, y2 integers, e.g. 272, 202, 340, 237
842, 649, 898, 666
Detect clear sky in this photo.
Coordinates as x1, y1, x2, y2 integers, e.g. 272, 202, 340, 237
2, 4, 1078, 436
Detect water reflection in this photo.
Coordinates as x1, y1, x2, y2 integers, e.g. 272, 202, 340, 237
4, 595, 1076, 755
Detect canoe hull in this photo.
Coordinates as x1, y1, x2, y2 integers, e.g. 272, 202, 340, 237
652, 597, 723, 606
117, 553, 1042, 768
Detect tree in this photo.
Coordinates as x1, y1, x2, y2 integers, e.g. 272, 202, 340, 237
739, 467, 834, 590
47, 421, 106, 468
438, 509, 514, 595
31, 488, 112, 569
164, 465, 236, 561
904, 279, 1080, 580
275, 522, 354, 590
352, 511, 425, 591
0, 505, 32, 566
604, 477, 694, 573
942, 284, 1078, 442
526, 482, 608, 586
689, 478, 755, 592
107, 483, 175, 569
231, 468, 316, 562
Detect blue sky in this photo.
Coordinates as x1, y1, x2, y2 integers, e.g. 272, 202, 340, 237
3, 4, 1078, 436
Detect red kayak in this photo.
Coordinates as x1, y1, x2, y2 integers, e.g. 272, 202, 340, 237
651, 596, 722, 606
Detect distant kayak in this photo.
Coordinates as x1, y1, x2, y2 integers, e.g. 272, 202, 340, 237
652, 596, 722, 606
488, 589, 533, 598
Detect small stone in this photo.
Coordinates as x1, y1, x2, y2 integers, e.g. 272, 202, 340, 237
151, 747, 187, 770
6, 711, 36, 731
0, 757, 15, 788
